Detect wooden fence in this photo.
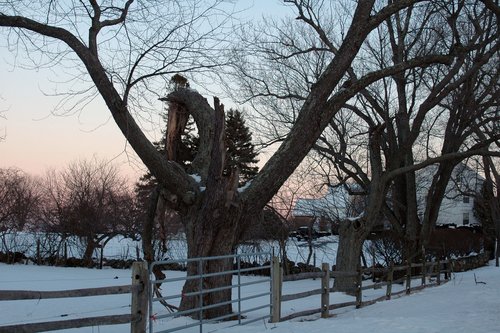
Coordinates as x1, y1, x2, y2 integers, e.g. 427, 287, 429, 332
0, 261, 148, 333
271, 258, 453, 322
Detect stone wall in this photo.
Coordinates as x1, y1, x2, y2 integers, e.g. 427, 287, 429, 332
451, 252, 490, 272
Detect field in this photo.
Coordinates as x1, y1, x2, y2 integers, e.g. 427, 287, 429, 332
1, 260, 499, 333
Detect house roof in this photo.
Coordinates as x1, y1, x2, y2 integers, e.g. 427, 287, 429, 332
293, 162, 483, 221
293, 185, 355, 220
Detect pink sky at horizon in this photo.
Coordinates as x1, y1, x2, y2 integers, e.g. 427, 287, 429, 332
0, 1, 294, 183
0, 65, 150, 182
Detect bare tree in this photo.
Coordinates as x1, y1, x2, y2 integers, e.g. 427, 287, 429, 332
0, 168, 40, 261
0, 1, 239, 317
267, 165, 319, 273
39, 159, 134, 266
2, 0, 498, 314
231, 0, 500, 292
332, 2, 499, 290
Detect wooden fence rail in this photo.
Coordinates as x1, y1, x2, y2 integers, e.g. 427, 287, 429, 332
0, 315, 134, 333
272, 257, 454, 322
0, 261, 148, 333
0, 285, 136, 300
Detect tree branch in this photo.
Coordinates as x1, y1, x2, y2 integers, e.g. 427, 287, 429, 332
0, 13, 198, 204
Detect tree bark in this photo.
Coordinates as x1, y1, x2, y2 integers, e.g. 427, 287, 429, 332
179, 192, 244, 318
82, 236, 97, 267
180, 213, 239, 318
334, 218, 367, 293
176, 97, 246, 319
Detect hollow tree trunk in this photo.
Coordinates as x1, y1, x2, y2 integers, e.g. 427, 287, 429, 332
334, 218, 368, 293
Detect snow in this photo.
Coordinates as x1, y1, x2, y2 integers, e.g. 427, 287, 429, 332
1, 262, 500, 332
245, 265, 500, 333
189, 174, 201, 183
346, 213, 364, 222
237, 180, 252, 193
1, 232, 344, 270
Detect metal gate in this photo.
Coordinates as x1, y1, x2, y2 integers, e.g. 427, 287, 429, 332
149, 252, 272, 333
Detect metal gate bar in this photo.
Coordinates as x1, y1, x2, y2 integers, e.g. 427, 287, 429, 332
149, 252, 272, 333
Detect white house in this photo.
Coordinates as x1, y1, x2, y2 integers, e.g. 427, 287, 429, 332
293, 185, 352, 222
293, 163, 484, 230
416, 163, 483, 227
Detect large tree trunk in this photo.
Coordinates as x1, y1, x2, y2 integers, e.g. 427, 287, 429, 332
179, 195, 242, 319
333, 129, 387, 293
334, 218, 367, 293
420, 164, 456, 249
179, 233, 235, 319
177, 96, 245, 320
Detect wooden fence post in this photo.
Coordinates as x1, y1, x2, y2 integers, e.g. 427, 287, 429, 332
321, 263, 330, 318
446, 259, 452, 280
371, 244, 376, 282
436, 259, 441, 285
406, 260, 411, 295
313, 252, 317, 280
421, 248, 426, 286
355, 265, 362, 309
271, 256, 282, 323
386, 262, 393, 300
131, 261, 148, 333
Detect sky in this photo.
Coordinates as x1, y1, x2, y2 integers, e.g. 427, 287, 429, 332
0, 1, 294, 182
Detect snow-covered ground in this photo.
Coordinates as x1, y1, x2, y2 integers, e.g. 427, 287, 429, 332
1, 261, 499, 332
1, 232, 342, 267
106, 234, 342, 266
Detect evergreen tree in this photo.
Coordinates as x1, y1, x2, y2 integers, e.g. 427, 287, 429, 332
136, 77, 258, 207
224, 108, 259, 184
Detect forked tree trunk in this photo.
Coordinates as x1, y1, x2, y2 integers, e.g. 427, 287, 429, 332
177, 95, 244, 319
334, 218, 367, 293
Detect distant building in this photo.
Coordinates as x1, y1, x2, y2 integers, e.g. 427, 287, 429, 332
292, 185, 363, 233
292, 163, 484, 231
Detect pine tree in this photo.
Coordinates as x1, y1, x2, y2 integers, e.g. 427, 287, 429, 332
136, 78, 258, 200
224, 108, 259, 185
